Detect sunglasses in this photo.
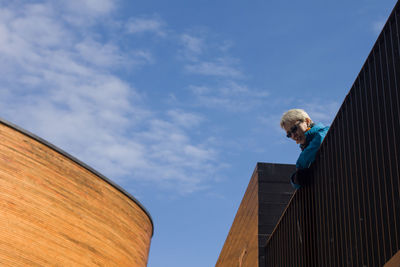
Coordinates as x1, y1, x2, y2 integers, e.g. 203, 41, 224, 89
286, 122, 301, 138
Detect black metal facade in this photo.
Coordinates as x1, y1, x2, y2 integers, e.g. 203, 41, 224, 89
264, 1, 400, 266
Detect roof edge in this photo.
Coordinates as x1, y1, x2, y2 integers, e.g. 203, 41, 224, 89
0, 117, 154, 237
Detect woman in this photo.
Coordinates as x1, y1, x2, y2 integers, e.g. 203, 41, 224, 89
280, 109, 329, 189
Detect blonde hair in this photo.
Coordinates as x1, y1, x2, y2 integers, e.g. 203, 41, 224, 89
280, 109, 312, 129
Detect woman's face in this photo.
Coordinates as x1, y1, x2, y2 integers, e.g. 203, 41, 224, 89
284, 120, 309, 145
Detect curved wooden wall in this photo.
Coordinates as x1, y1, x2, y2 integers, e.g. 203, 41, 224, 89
0, 120, 153, 266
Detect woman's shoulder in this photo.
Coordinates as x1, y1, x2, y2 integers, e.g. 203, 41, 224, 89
314, 122, 329, 130
316, 123, 329, 136
310, 123, 329, 135
297, 123, 329, 169
303, 123, 329, 146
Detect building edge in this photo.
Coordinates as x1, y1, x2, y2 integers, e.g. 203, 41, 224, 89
0, 117, 154, 237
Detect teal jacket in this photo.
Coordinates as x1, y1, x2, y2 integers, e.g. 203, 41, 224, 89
291, 123, 329, 189
296, 123, 329, 169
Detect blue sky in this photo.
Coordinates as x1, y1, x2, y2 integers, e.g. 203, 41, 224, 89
0, 0, 397, 266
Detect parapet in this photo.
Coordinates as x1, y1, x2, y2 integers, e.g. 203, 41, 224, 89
215, 163, 295, 267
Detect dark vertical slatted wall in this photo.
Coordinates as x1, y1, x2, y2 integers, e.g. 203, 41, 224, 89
264, 1, 400, 266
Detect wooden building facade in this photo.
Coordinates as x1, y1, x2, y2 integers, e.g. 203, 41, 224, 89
215, 163, 295, 267
0, 119, 153, 266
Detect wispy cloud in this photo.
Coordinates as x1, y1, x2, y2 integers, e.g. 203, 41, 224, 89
178, 32, 243, 78
185, 58, 243, 78
75, 39, 125, 67
126, 16, 166, 36
177, 31, 268, 111
179, 33, 204, 61
57, 0, 116, 26
372, 19, 385, 35
61, 0, 115, 16
0, 1, 221, 194
189, 81, 269, 111
167, 109, 204, 128
76, 38, 154, 68
302, 100, 340, 125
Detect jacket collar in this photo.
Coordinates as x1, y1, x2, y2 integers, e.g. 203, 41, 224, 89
300, 123, 316, 151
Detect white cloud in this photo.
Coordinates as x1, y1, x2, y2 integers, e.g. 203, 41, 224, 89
75, 39, 124, 67
178, 32, 243, 79
60, 0, 115, 19
75, 39, 154, 68
185, 58, 243, 78
21, 0, 116, 27
131, 50, 154, 64
126, 16, 165, 36
12, 11, 67, 48
0, 0, 221, 194
372, 19, 385, 34
188, 81, 269, 112
179, 34, 204, 60
181, 34, 203, 54
302, 100, 339, 125
167, 110, 203, 128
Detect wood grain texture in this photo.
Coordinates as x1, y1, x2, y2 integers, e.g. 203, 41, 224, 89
216, 163, 295, 267
0, 122, 153, 266
215, 167, 259, 267
384, 250, 400, 267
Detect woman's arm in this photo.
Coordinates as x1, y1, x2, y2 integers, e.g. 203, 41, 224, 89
296, 132, 324, 169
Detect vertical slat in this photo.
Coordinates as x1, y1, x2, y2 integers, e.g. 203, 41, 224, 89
365, 55, 382, 266
286, 204, 291, 266
306, 184, 313, 267
342, 94, 358, 266
319, 145, 331, 267
293, 198, 297, 267
351, 78, 369, 266
380, 28, 398, 260
299, 191, 305, 267
393, 5, 400, 254
295, 191, 300, 267
304, 187, 310, 266
306, 187, 312, 267
288, 203, 292, 266
277, 221, 281, 267
302, 191, 307, 267
360, 64, 379, 267
371, 47, 388, 266
386, 11, 400, 254
312, 165, 319, 265
339, 105, 354, 266
314, 162, 324, 266
348, 90, 363, 266
376, 38, 394, 262
334, 113, 348, 266
272, 234, 275, 266
291, 198, 296, 265
268, 241, 272, 267
315, 158, 323, 266
328, 127, 341, 267
325, 139, 336, 267
283, 217, 286, 267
